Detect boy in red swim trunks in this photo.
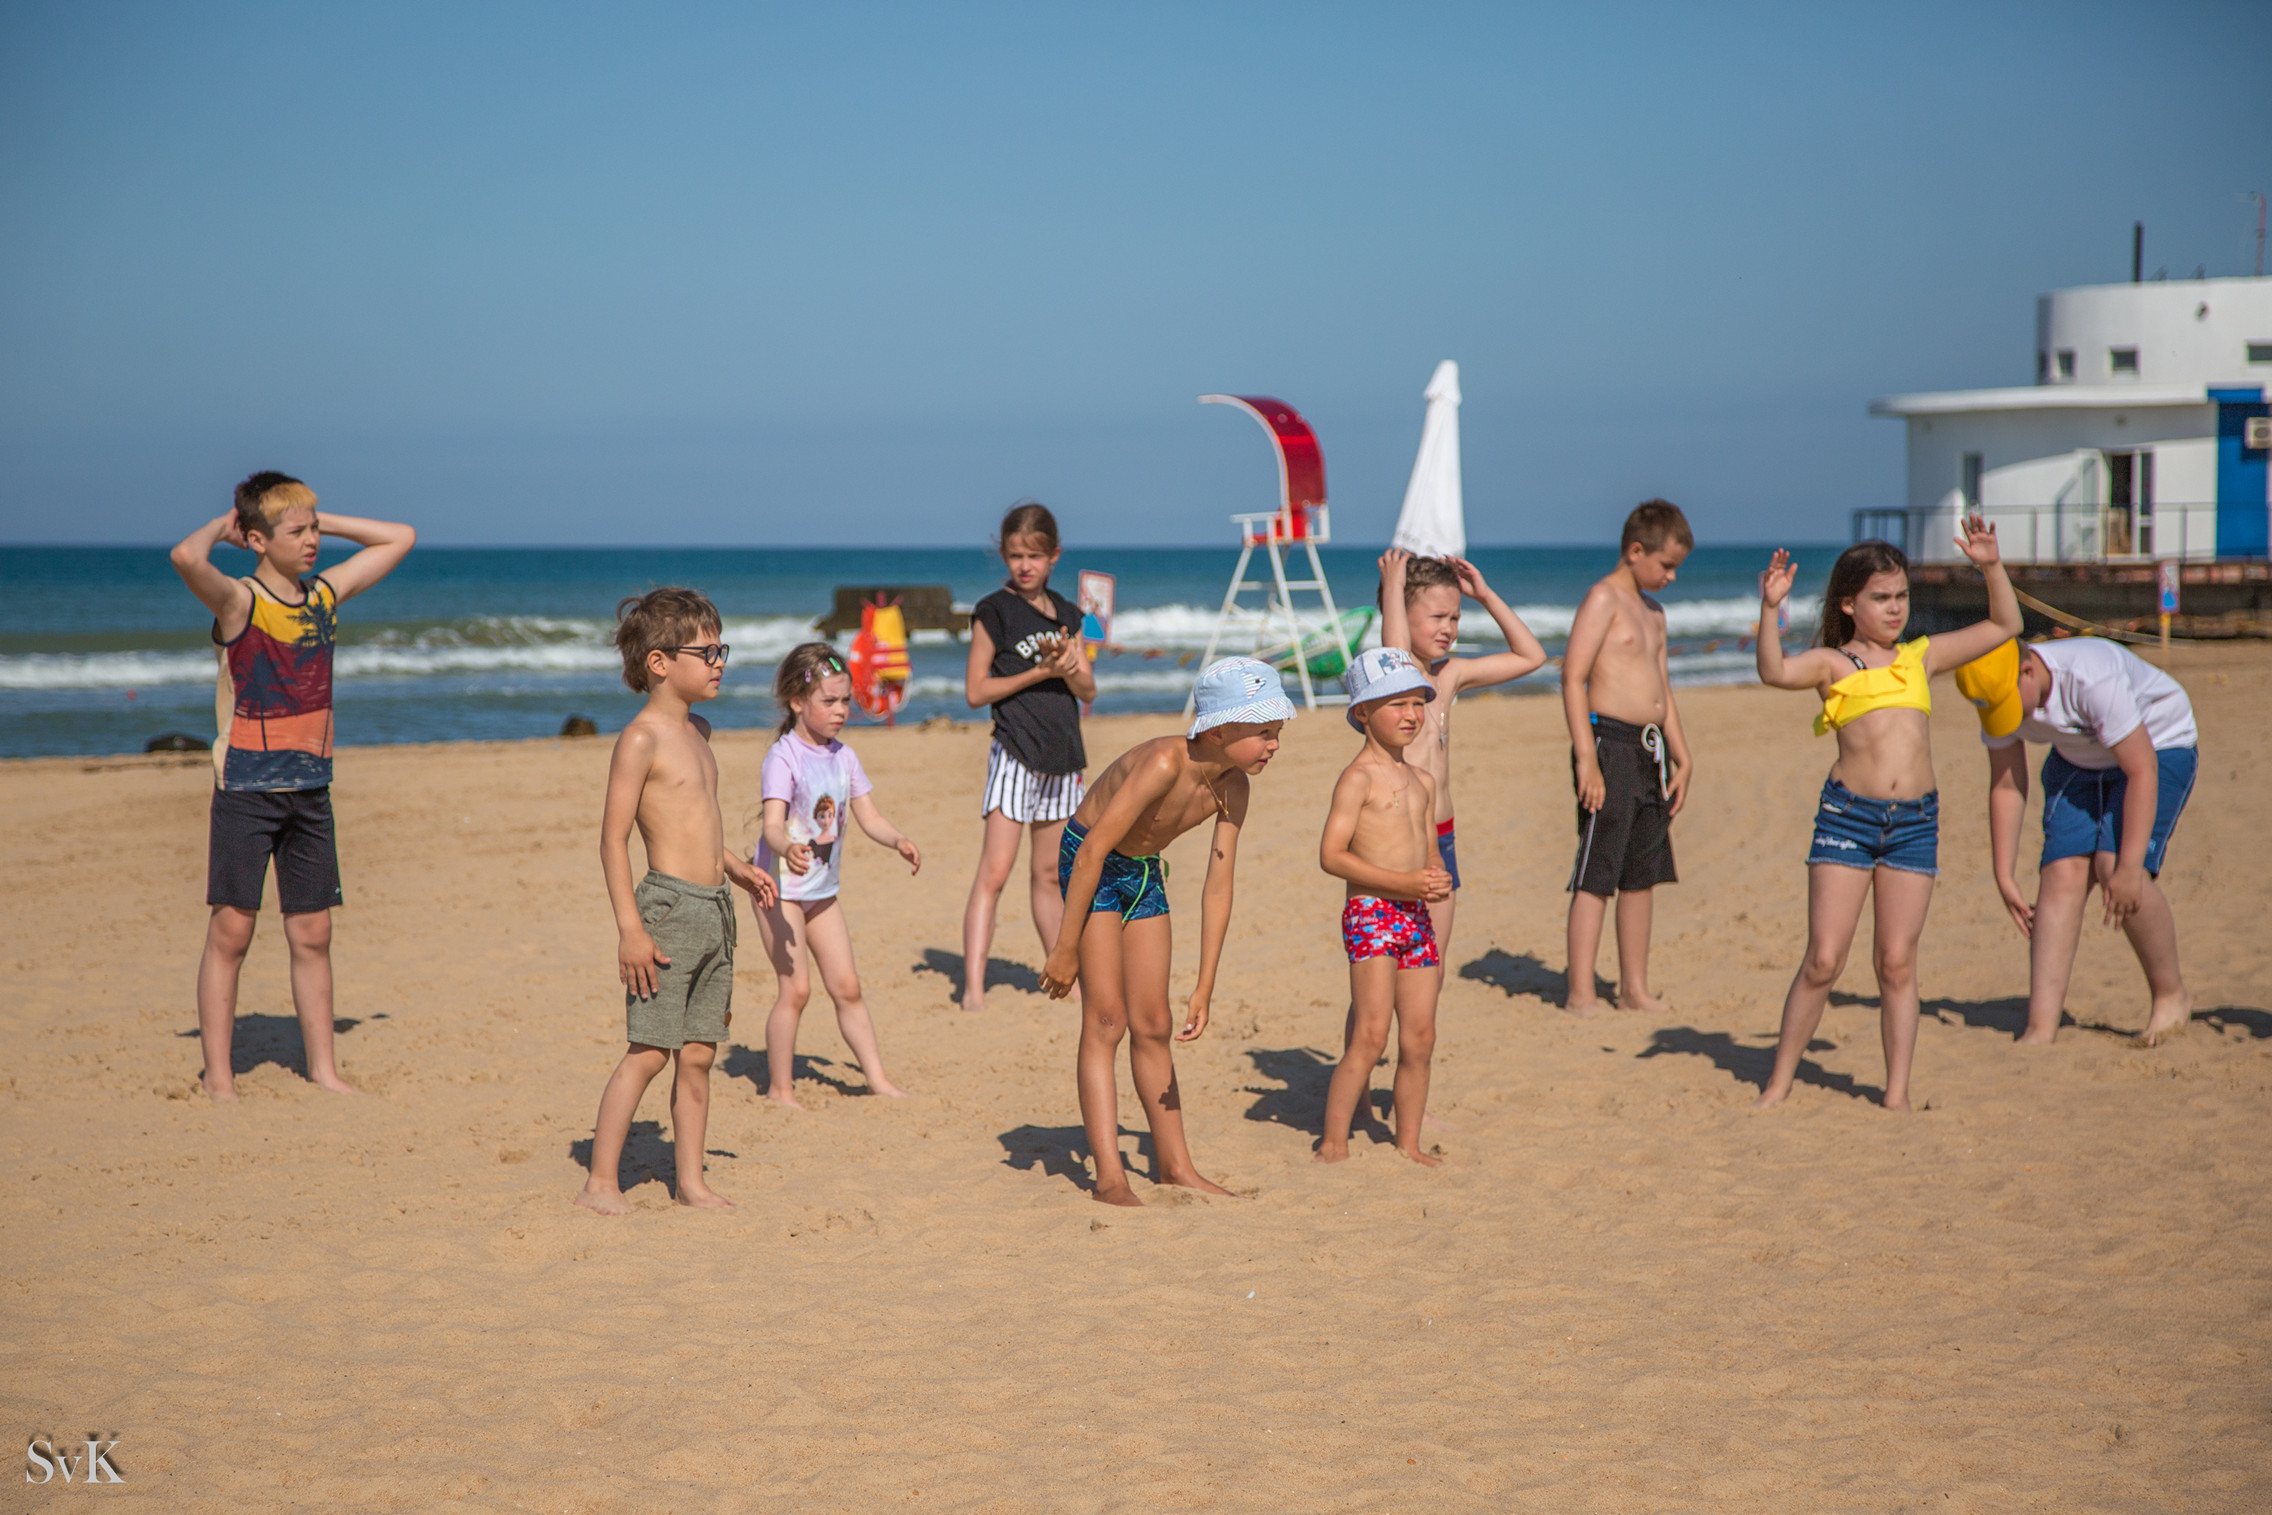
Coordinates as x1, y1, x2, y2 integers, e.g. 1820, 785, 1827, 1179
1316, 648, 1454, 1166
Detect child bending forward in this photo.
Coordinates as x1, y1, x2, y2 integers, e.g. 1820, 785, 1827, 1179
1316, 648, 1453, 1165
1039, 657, 1291, 1206
753, 643, 922, 1106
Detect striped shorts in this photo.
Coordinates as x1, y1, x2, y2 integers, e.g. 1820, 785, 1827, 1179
981, 741, 1084, 824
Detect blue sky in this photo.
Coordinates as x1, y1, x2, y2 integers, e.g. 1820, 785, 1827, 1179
3, 1, 2267, 547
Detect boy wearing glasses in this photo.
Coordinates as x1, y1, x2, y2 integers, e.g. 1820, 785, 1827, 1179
576, 588, 776, 1215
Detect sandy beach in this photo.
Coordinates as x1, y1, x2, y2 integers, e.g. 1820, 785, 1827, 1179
3, 646, 2268, 1512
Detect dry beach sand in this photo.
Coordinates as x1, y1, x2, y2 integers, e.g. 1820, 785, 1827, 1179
4, 645, 2269, 1511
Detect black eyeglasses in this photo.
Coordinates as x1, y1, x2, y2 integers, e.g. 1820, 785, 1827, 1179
664, 643, 731, 668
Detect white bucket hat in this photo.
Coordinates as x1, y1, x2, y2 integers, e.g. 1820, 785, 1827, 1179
1187, 657, 1295, 738
1342, 645, 1436, 729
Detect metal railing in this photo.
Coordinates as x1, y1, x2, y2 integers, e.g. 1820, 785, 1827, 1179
1849, 502, 2218, 564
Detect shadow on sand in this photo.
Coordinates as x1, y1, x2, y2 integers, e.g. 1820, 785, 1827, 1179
1637, 1027, 1879, 1104
996, 1122, 1158, 1194
1459, 949, 1610, 1008
914, 948, 1043, 996
718, 1047, 869, 1098
1239, 1046, 1393, 1140
568, 1119, 676, 1193
176, 1012, 364, 1079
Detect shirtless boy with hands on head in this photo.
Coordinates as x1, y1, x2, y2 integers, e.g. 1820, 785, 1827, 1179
1316, 648, 1453, 1167
1375, 549, 1547, 952
1562, 501, 1695, 1015
1040, 657, 1291, 1207
576, 588, 777, 1217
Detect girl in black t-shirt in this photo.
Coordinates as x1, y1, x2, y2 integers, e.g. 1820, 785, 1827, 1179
960, 501, 1095, 1013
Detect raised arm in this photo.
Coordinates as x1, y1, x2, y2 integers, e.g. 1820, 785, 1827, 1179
1447, 558, 1547, 690
169, 513, 254, 630
601, 727, 666, 998
1924, 516, 2022, 674
1986, 742, 2032, 936
849, 792, 921, 873
1756, 551, 1844, 692
1377, 549, 1412, 654
314, 513, 416, 604
1181, 775, 1251, 1042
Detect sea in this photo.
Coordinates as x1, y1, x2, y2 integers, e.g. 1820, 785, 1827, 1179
0, 544, 1835, 760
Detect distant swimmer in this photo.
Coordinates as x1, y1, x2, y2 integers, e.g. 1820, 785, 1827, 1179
1039, 657, 1291, 1206
1956, 637, 2200, 1047
168, 471, 416, 1103
1751, 519, 2020, 1111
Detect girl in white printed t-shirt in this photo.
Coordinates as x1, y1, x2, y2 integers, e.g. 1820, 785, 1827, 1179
752, 642, 922, 1106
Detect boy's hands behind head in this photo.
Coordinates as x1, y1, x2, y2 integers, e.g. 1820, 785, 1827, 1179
1377, 547, 1411, 585
1451, 558, 1490, 601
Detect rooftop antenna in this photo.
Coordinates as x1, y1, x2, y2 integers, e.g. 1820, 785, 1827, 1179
2132, 221, 2143, 283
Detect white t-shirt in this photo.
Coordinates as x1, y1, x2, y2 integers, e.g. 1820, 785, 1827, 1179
757, 731, 873, 901
1981, 637, 2197, 770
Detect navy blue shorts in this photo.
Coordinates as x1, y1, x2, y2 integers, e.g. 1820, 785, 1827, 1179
1058, 819, 1169, 922
2040, 746, 2197, 876
1435, 821, 1461, 891
1806, 779, 1938, 877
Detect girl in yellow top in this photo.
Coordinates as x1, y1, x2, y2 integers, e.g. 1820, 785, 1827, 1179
1752, 517, 2020, 1111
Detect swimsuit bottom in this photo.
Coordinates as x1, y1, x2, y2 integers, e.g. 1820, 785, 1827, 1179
1341, 895, 1440, 970
1058, 818, 1169, 922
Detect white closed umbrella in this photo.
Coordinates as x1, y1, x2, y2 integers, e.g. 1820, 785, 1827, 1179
1390, 360, 1465, 560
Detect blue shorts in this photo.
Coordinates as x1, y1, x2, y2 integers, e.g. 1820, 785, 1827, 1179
1058, 818, 1169, 922
1807, 779, 1939, 876
2040, 746, 2197, 876
1435, 820, 1461, 891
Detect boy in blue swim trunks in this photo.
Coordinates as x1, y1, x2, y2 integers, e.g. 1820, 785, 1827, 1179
1957, 638, 2200, 1047
1316, 648, 1454, 1166
1040, 657, 1291, 1207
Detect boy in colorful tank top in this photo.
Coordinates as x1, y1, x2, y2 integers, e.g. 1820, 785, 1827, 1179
169, 472, 416, 1102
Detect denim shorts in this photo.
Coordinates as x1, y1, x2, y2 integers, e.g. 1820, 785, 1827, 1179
2040, 745, 2197, 876
1806, 779, 1939, 876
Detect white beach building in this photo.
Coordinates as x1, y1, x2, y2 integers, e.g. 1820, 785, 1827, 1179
1869, 276, 2272, 562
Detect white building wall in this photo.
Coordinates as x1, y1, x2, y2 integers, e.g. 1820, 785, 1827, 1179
2037, 278, 2272, 388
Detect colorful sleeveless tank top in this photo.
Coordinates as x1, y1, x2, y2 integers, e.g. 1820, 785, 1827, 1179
215, 576, 337, 791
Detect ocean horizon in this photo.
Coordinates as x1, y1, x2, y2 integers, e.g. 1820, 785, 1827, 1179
1, 542, 1842, 759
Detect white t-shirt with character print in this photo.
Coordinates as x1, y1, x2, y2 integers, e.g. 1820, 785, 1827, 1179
757, 731, 873, 901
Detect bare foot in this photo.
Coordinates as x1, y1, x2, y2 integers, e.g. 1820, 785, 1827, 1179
676, 1186, 737, 1210
960, 991, 985, 1014
1160, 1170, 1236, 1197
1616, 988, 1668, 1014
574, 1185, 636, 1216
1312, 1141, 1351, 1164
2015, 1024, 2060, 1046
1752, 1085, 1790, 1110
203, 1078, 239, 1104
766, 1089, 805, 1109
1398, 1145, 1445, 1168
310, 1073, 360, 1095
1881, 1093, 1913, 1113
864, 1077, 910, 1099
2133, 990, 2193, 1048
1092, 1183, 1143, 1208
1564, 997, 1603, 1019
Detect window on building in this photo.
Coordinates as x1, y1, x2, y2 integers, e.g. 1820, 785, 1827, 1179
2109, 347, 2139, 374
2036, 351, 2049, 382
2056, 350, 2075, 379
1961, 453, 1983, 510
2248, 341, 2272, 364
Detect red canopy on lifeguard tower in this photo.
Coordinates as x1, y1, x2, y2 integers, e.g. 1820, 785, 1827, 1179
1199, 395, 1329, 543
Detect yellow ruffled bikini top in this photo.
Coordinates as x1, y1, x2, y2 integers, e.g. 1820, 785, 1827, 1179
1815, 637, 1932, 736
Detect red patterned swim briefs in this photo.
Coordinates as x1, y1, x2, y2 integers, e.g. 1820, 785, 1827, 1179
1340, 895, 1440, 970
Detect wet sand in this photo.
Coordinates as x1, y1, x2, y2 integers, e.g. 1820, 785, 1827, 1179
3, 645, 2268, 1511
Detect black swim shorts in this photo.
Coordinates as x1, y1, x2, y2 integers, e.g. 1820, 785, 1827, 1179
1569, 715, 1678, 898
208, 786, 345, 914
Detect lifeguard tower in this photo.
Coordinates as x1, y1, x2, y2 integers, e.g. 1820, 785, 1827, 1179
1188, 394, 1359, 713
